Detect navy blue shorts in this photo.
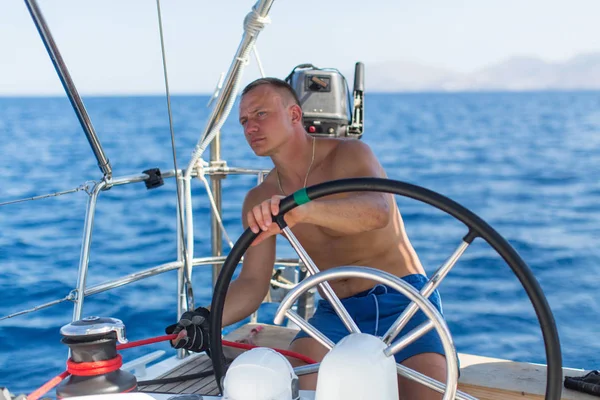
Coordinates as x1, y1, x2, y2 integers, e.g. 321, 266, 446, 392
292, 274, 445, 363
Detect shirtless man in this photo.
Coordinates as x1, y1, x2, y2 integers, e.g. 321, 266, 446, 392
168, 78, 447, 400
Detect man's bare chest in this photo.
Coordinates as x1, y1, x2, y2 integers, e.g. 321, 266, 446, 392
285, 223, 375, 269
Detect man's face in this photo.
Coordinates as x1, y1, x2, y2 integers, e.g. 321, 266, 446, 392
239, 85, 294, 156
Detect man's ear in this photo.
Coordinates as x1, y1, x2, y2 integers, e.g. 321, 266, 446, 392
289, 104, 303, 124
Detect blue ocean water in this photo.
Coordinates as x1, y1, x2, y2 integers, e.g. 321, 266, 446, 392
0, 92, 599, 394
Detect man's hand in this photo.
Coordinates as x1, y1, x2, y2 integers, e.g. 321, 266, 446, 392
247, 195, 307, 246
165, 307, 210, 353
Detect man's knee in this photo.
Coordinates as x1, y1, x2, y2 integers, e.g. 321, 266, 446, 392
288, 337, 328, 366
398, 353, 446, 400
288, 337, 329, 391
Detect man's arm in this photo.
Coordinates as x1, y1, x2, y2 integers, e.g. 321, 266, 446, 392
300, 192, 389, 234
219, 187, 276, 327
247, 140, 392, 243
301, 140, 391, 233
167, 188, 275, 349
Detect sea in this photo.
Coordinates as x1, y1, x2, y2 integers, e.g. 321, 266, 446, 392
0, 92, 598, 395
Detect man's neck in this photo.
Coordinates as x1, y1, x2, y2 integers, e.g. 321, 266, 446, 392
272, 134, 315, 185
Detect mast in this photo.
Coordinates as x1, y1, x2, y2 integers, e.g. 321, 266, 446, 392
24, 0, 112, 180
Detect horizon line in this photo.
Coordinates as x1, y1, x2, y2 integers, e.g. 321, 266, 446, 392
2, 88, 600, 99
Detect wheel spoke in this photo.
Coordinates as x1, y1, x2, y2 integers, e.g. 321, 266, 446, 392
396, 363, 476, 400
281, 226, 361, 334
294, 362, 320, 376
382, 240, 471, 344
285, 309, 335, 350
275, 266, 459, 399
383, 320, 435, 357
213, 178, 561, 399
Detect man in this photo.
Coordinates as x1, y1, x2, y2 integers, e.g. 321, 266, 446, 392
168, 77, 447, 400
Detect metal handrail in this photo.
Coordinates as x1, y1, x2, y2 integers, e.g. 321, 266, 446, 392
107, 166, 270, 189
1, 256, 302, 322
85, 257, 301, 297
17, 0, 281, 341
70, 166, 271, 321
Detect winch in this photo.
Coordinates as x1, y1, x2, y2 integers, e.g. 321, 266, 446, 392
56, 316, 137, 398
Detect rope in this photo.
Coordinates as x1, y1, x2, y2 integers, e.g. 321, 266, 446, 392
67, 354, 123, 377
222, 340, 316, 365
27, 371, 70, 400
158, 333, 317, 365
252, 45, 266, 78
186, 0, 272, 171
195, 159, 234, 248
27, 332, 317, 400
116, 334, 176, 350
0, 182, 93, 207
243, 4, 271, 37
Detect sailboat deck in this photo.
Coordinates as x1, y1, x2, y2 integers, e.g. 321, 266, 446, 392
137, 323, 298, 396
138, 353, 219, 396
138, 323, 597, 399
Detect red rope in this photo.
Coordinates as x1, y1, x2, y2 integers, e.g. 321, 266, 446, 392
28, 371, 70, 400
160, 333, 317, 364
28, 331, 317, 400
67, 354, 123, 376
117, 334, 176, 350
222, 339, 317, 365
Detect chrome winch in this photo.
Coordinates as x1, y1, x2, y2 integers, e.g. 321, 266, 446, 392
56, 316, 137, 398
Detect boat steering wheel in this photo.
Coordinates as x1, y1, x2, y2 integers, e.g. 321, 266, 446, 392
273, 265, 460, 400
209, 177, 562, 400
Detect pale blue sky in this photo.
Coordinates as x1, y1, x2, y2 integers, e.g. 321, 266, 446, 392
1, 0, 599, 95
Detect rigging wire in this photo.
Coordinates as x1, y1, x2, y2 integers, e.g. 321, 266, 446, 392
154, 0, 194, 310
0, 182, 93, 207
1, 1, 300, 324
252, 45, 266, 78
199, 178, 234, 249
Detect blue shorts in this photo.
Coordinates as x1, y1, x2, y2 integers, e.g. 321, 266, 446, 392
292, 274, 445, 363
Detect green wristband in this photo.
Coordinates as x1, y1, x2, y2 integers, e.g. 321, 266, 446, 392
293, 188, 311, 205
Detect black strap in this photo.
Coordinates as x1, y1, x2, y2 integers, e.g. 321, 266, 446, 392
284, 63, 319, 83
564, 370, 600, 397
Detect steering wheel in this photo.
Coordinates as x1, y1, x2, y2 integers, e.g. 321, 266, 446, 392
274, 265, 460, 399
209, 177, 562, 399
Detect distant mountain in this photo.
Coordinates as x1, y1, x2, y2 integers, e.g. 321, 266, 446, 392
353, 60, 460, 92
356, 53, 600, 92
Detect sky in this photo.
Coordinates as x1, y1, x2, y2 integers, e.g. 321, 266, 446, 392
1, 0, 599, 95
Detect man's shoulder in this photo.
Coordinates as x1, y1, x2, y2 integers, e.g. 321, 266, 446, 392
320, 138, 383, 179
319, 137, 370, 159
327, 138, 375, 164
